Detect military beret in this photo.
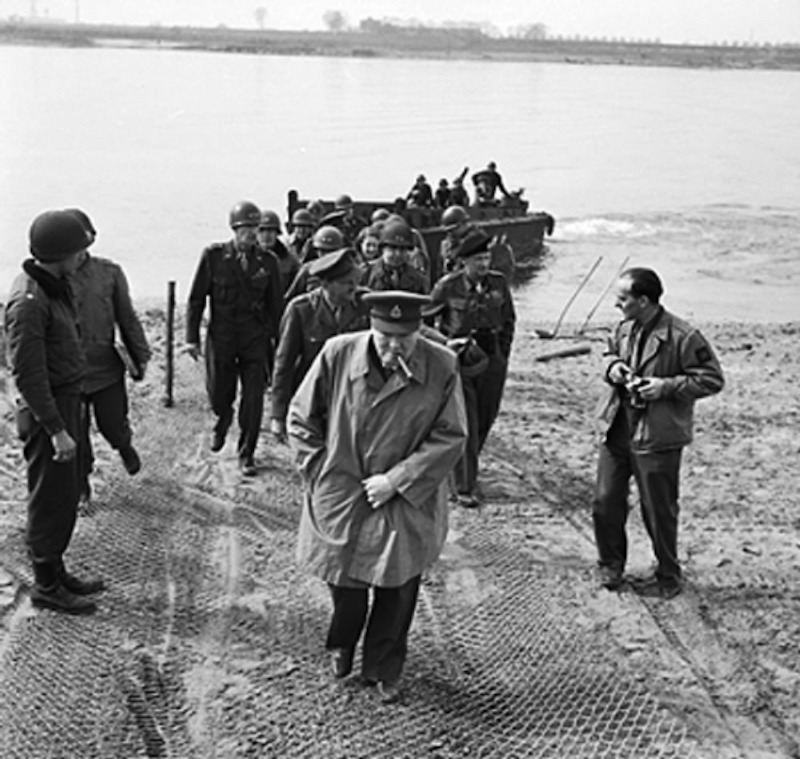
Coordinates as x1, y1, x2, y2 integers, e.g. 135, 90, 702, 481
308, 248, 359, 281
362, 290, 431, 335
455, 228, 491, 259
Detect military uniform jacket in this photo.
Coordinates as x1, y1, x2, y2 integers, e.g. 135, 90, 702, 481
72, 254, 151, 394
597, 308, 724, 452
5, 261, 86, 435
269, 239, 301, 295
429, 270, 516, 358
364, 259, 428, 295
186, 240, 283, 347
271, 287, 370, 421
288, 332, 467, 588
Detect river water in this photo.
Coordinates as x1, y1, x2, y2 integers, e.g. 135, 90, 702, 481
1, 44, 798, 324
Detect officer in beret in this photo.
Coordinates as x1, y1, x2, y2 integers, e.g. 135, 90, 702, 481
270, 248, 370, 442
5, 210, 106, 614
186, 201, 284, 476
288, 290, 467, 704
594, 268, 724, 599
429, 228, 516, 508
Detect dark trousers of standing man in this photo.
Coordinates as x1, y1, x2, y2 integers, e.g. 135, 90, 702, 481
205, 333, 266, 459
593, 409, 683, 585
454, 353, 508, 496
23, 390, 82, 589
79, 379, 133, 495
326, 576, 421, 685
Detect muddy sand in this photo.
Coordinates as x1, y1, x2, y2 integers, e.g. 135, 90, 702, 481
0, 310, 798, 757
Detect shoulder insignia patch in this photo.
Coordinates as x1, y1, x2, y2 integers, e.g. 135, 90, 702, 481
696, 346, 711, 363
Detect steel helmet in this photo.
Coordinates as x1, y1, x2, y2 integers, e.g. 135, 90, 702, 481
379, 218, 415, 249
291, 208, 314, 228
370, 208, 391, 223
334, 193, 354, 210
312, 225, 345, 253
29, 210, 94, 262
229, 200, 261, 229
64, 207, 97, 238
441, 205, 469, 228
258, 209, 282, 232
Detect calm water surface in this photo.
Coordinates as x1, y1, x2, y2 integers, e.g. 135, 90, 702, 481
1, 45, 798, 322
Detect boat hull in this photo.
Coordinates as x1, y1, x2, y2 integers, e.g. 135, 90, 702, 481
287, 190, 555, 282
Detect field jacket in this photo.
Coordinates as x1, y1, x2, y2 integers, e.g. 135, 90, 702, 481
271, 287, 370, 422
429, 269, 516, 359
597, 308, 724, 452
72, 254, 151, 394
186, 240, 283, 348
5, 261, 86, 435
288, 332, 467, 588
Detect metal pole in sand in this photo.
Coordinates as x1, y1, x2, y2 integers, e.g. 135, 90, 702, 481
164, 280, 175, 408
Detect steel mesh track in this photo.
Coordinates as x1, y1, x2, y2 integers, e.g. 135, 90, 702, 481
0, 394, 700, 758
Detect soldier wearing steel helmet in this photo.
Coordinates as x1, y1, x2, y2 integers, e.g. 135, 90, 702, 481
4, 209, 106, 615
321, 193, 368, 247
285, 225, 348, 303
364, 218, 429, 295
283, 208, 316, 270
257, 209, 300, 295
185, 200, 283, 476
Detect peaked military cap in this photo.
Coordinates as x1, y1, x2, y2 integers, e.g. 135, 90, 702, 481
308, 248, 359, 281
362, 290, 431, 335
455, 228, 491, 259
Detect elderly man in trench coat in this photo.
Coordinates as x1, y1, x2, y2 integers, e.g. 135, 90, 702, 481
288, 290, 467, 704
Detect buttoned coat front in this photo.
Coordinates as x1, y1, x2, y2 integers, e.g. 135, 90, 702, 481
288, 332, 467, 588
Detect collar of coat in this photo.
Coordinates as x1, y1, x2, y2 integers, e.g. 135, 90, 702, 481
347, 332, 428, 388
23, 259, 72, 301
619, 306, 670, 367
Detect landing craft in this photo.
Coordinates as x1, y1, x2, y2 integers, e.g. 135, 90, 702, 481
286, 190, 555, 283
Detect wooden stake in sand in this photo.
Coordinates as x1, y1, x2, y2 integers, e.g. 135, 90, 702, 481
164, 281, 175, 408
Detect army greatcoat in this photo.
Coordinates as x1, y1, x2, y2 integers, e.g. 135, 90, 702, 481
288, 332, 467, 588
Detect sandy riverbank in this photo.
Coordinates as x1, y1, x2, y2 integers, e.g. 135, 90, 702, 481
1, 313, 798, 754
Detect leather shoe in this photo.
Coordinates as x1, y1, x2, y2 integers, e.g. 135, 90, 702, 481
456, 492, 480, 509
119, 445, 141, 475
239, 457, 257, 477
210, 431, 226, 452
31, 583, 97, 615
635, 580, 682, 600
377, 680, 401, 704
329, 648, 354, 679
60, 570, 106, 596
598, 567, 624, 591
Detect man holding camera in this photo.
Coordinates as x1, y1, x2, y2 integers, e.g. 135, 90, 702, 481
593, 267, 724, 599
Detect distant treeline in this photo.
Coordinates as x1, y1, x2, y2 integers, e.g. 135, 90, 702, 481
2, 20, 799, 71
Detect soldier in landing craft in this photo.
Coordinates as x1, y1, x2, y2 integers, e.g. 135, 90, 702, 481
185, 201, 283, 476
429, 228, 516, 508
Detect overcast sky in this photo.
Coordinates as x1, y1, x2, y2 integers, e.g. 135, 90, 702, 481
5, 0, 800, 44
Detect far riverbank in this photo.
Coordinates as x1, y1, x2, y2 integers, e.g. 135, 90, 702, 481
2, 20, 800, 72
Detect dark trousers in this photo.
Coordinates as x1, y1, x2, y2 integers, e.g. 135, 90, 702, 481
205, 335, 266, 459
593, 410, 683, 584
23, 391, 81, 587
326, 575, 421, 684
454, 353, 508, 495
79, 379, 133, 492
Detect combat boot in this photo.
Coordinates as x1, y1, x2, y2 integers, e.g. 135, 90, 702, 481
30, 583, 97, 615
60, 568, 106, 596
